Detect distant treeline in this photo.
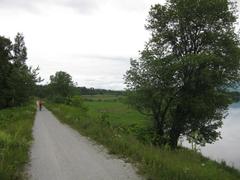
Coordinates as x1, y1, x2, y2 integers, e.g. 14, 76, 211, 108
35, 83, 240, 103
73, 87, 124, 96
35, 84, 124, 99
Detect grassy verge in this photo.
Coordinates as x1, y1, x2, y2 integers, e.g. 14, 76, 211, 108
0, 103, 35, 179
46, 97, 240, 180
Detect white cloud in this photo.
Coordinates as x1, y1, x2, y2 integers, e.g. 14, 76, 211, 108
1, 0, 164, 90
0, 0, 162, 14
0, 0, 97, 12
1, 0, 238, 90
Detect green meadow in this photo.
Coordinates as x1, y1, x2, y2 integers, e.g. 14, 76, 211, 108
84, 100, 147, 128
0, 103, 35, 180
47, 95, 240, 180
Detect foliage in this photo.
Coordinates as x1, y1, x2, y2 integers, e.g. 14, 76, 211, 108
48, 71, 75, 103
125, 0, 240, 148
0, 33, 40, 109
34, 85, 49, 99
228, 91, 240, 102
67, 96, 88, 111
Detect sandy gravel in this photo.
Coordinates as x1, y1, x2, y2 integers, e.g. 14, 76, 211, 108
28, 107, 141, 180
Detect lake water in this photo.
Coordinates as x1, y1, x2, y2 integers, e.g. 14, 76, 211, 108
183, 102, 240, 170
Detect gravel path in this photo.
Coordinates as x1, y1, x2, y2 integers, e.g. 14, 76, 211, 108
28, 107, 141, 180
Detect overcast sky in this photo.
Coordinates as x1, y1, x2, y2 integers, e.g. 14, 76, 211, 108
0, 0, 239, 90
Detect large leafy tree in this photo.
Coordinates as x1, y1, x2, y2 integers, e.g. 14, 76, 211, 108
10, 33, 39, 106
0, 33, 39, 108
125, 0, 240, 148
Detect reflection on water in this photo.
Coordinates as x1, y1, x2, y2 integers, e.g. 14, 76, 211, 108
183, 102, 240, 170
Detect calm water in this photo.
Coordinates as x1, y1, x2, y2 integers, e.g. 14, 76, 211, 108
183, 102, 240, 170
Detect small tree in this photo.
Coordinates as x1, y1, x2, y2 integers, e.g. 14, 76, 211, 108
49, 71, 74, 102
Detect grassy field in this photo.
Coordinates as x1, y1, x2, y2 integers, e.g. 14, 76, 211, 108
85, 101, 147, 127
47, 95, 240, 180
0, 103, 35, 180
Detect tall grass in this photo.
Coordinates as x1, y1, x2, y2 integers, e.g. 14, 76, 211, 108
46, 97, 240, 180
0, 104, 35, 180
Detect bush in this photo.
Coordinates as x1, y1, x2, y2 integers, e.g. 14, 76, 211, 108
48, 95, 66, 103
69, 96, 84, 106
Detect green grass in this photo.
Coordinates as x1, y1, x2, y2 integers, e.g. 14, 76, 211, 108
85, 101, 148, 128
46, 95, 240, 180
0, 103, 35, 180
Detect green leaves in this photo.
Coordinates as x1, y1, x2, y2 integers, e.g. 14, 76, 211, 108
125, 0, 240, 148
48, 71, 75, 103
13, 33, 27, 66
0, 34, 39, 109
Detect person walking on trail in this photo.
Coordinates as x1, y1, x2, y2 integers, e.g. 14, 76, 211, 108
36, 100, 43, 111
39, 100, 43, 111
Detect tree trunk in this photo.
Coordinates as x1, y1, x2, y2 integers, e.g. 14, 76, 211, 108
169, 105, 185, 149
154, 113, 164, 137
169, 127, 181, 149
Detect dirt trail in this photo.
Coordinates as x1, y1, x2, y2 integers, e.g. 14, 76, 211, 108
28, 107, 141, 180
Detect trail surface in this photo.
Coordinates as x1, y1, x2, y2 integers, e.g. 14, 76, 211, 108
28, 107, 140, 180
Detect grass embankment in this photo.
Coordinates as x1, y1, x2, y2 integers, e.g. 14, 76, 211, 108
0, 104, 35, 179
47, 95, 240, 180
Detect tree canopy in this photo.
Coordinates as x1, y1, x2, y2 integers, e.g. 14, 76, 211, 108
48, 71, 75, 103
0, 33, 39, 109
125, 0, 240, 148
